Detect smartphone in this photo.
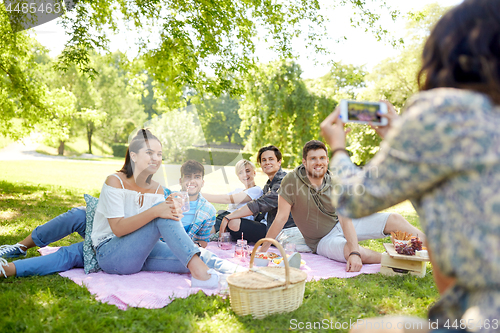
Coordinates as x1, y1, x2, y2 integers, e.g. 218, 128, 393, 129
339, 100, 388, 126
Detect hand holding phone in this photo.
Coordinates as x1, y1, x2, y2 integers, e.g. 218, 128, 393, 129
370, 101, 399, 139
339, 100, 388, 126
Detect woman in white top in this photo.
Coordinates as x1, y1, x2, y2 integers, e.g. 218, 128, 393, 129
202, 159, 263, 234
91, 129, 238, 288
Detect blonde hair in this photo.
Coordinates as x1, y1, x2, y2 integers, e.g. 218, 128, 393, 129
235, 159, 256, 175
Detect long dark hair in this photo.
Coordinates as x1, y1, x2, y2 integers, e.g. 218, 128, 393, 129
118, 129, 161, 183
418, 0, 500, 104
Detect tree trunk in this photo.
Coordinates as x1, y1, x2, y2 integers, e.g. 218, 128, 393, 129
227, 133, 232, 144
58, 140, 65, 156
87, 122, 94, 155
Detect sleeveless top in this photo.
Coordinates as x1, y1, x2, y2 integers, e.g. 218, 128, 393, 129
91, 174, 164, 247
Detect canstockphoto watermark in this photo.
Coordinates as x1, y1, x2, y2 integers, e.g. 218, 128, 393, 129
3, 0, 79, 32
290, 318, 431, 331
280, 176, 373, 199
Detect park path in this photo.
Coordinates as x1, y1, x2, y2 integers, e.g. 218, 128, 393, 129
0, 133, 113, 163
0, 134, 269, 192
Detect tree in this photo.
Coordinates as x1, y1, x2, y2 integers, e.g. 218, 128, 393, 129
239, 61, 336, 166
0, 8, 51, 139
306, 62, 367, 100
40, 88, 78, 155
147, 107, 204, 163
196, 94, 243, 144
2, 0, 403, 138
41, 52, 147, 154
76, 108, 107, 154
350, 3, 451, 164
91, 52, 147, 145
53, 1, 398, 99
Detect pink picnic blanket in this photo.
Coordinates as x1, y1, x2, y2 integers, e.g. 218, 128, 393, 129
39, 242, 380, 310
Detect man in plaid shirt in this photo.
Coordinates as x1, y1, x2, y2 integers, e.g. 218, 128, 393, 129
164, 160, 216, 248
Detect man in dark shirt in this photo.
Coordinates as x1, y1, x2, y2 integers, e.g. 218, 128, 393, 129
220, 145, 295, 242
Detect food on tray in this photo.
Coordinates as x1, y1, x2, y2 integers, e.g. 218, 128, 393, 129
255, 252, 279, 260
395, 236, 423, 256
416, 250, 429, 258
395, 244, 415, 255
410, 237, 423, 251
272, 256, 306, 266
391, 230, 413, 241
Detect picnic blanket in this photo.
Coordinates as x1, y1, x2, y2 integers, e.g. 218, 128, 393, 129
39, 242, 380, 310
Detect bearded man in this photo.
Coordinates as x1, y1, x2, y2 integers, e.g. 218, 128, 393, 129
259, 140, 425, 272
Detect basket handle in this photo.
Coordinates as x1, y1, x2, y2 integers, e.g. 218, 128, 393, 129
250, 238, 290, 289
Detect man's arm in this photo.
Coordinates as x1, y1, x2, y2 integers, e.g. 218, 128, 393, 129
258, 195, 292, 253
337, 215, 363, 272
224, 205, 253, 220
246, 182, 280, 216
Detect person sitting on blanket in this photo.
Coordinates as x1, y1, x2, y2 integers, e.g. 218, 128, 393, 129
0, 160, 217, 261
0, 130, 241, 288
219, 145, 296, 243
258, 140, 426, 272
201, 159, 263, 238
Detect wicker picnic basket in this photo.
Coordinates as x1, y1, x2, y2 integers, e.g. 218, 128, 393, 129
226, 238, 307, 319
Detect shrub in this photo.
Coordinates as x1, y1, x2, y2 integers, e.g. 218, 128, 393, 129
186, 148, 252, 166
112, 144, 128, 158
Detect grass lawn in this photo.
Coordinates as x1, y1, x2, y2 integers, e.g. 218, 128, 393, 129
0, 160, 439, 332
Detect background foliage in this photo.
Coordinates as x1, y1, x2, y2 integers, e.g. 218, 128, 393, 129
1, 2, 450, 166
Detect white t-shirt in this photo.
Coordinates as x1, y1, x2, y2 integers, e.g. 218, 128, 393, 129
91, 183, 164, 247
227, 186, 263, 220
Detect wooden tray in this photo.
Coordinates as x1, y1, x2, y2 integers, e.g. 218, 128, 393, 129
383, 243, 430, 262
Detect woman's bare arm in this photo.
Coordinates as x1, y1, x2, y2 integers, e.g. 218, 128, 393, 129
202, 191, 252, 205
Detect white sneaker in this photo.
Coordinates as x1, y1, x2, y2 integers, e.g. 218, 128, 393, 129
191, 269, 220, 289
1, 258, 9, 278
0, 243, 27, 259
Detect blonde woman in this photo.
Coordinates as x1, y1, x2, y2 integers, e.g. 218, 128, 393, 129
203, 159, 263, 237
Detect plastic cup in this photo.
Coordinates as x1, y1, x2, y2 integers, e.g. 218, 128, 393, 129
285, 243, 296, 255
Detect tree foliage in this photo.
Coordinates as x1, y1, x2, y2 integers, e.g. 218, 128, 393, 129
53, 0, 400, 108
196, 94, 243, 145
239, 61, 336, 166
41, 88, 77, 155
0, 7, 51, 139
350, 3, 451, 165
2, 0, 403, 139
306, 62, 367, 100
148, 107, 204, 163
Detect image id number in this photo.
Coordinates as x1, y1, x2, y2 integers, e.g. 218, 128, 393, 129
444, 319, 499, 330
6, 2, 62, 14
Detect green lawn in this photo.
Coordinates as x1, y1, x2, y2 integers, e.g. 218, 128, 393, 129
0, 160, 439, 333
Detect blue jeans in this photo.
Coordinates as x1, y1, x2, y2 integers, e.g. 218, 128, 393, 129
31, 207, 87, 246
15, 207, 87, 277
96, 216, 239, 275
